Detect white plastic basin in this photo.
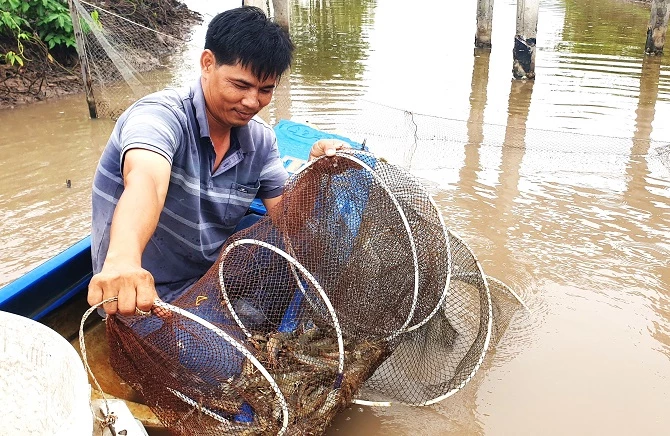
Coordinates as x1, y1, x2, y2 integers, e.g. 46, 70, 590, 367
0, 310, 92, 435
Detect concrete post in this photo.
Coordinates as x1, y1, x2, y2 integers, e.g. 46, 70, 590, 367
67, 0, 97, 118
243, 0, 270, 15
273, 0, 291, 31
512, 0, 539, 80
475, 0, 495, 48
645, 0, 670, 55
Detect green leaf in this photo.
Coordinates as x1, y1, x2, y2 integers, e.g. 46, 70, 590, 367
44, 13, 59, 23
5, 51, 24, 67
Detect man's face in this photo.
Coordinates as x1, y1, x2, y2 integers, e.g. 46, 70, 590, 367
200, 50, 277, 129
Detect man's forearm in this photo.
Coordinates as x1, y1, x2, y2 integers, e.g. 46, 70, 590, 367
106, 169, 165, 266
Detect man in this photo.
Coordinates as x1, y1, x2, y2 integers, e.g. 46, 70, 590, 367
88, 6, 344, 316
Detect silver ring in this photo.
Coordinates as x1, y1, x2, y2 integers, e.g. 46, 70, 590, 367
134, 307, 151, 317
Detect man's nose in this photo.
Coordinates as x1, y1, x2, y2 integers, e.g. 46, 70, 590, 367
241, 89, 260, 110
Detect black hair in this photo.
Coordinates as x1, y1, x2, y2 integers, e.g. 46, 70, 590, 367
204, 6, 294, 81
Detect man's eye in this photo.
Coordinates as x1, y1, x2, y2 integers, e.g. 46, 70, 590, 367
233, 83, 248, 89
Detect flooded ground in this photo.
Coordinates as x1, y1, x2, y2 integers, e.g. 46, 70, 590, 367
1, 0, 669, 434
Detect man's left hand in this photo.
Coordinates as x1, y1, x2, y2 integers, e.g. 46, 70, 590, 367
308, 139, 349, 161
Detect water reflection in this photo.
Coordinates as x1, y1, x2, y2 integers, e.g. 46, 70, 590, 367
466, 49, 491, 149
489, 78, 533, 277
560, 0, 652, 58
633, 55, 662, 151
291, 0, 374, 81
284, 0, 374, 128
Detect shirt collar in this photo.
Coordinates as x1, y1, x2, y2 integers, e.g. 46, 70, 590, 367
190, 79, 210, 140
190, 79, 256, 154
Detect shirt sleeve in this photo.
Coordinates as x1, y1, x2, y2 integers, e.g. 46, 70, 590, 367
118, 100, 184, 172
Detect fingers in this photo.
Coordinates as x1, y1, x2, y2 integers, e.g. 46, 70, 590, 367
88, 267, 157, 317
116, 280, 137, 316
89, 274, 121, 315
309, 139, 349, 161
135, 272, 157, 312
88, 273, 119, 315
87, 279, 106, 309
101, 292, 118, 315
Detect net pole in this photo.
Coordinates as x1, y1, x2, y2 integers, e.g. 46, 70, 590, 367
67, 0, 97, 118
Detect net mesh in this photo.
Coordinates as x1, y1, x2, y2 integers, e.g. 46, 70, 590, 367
337, 100, 670, 180
71, 0, 200, 119
102, 149, 525, 435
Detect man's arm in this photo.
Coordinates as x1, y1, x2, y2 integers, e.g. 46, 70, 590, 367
261, 195, 283, 215
88, 149, 171, 315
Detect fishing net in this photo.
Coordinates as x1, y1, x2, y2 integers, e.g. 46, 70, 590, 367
69, 0, 201, 119
333, 100, 670, 184
89, 149, 525, 435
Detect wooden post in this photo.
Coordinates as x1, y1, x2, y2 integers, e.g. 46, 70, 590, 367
512, 0, 539, 80
475, 0, 494, 48
67, 0, 97, 118
273, 0, 290, 31
645, 0, 670, 55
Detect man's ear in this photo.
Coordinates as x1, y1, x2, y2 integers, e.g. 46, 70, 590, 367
200, 49, 215, 74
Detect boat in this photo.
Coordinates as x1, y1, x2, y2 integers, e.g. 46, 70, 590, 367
0, 119, 362, 433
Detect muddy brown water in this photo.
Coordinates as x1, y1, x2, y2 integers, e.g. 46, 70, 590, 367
1, 0, 669, 434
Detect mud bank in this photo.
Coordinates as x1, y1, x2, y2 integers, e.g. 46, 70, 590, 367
0, 0, 200, 109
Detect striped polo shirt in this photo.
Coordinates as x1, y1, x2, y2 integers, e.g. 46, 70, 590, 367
92, 80, 289, 302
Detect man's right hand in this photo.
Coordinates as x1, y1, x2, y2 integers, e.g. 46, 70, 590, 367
89, 149, 171, 316
87, 260, 158, 316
